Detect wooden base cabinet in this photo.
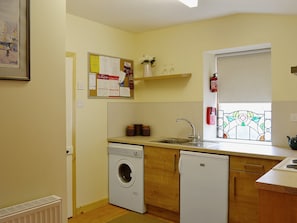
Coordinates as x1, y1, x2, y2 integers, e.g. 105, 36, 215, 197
144, 146, 180, 222
229, 156, 279, 223
258, 189, 297, 223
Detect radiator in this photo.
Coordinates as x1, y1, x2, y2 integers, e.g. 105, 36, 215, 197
0, 195, 62, 223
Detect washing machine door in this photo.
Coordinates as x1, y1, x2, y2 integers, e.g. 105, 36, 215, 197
117, 159, 135, 188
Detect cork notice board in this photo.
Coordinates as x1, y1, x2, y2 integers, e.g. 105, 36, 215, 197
88, 53, 134, 98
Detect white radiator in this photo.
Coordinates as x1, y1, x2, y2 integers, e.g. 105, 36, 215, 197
0, 195, 62, 223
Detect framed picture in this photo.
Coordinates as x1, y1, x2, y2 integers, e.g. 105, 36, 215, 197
0, 0, 30, 80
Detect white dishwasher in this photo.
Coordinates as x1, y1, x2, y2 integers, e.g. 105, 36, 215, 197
179, 151, 229, 223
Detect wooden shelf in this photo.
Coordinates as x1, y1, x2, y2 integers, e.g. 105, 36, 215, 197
134, 73, 191, 81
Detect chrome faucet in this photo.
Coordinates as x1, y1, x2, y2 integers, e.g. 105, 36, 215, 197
176, 118, 199, 142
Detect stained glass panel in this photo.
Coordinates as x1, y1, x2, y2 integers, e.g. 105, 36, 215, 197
217, 103, 271, 142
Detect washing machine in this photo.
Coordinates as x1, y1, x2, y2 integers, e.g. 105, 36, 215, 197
108, 142, 146, 213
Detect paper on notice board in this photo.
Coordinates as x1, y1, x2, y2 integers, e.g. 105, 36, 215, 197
97, 74, 109, 96
100, 56, 120, 76
90, 55, 100, 73
89, 73, 96, 90
108, 75, 120, 96
120, 87, 131, 97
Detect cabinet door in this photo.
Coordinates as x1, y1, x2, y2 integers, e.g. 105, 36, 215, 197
258, 189, 297, 223
229, 156, 279, 223
229, 170, 263, 223
144, 146, 179, 213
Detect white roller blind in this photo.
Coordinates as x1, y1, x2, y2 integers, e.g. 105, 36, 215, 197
217, 50, 271, 103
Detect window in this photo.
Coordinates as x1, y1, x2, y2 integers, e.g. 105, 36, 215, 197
217, 103, 271, 142
215, 48, 272, 143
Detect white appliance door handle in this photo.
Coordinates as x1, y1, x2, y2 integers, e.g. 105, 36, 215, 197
178, 155, 182, 174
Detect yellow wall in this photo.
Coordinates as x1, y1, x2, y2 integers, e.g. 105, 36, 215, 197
2, 2, 295, 218
134, 14, 297, 102
66, 14, 136, 208
0, 0, 67, 221
67, 13, 297, 208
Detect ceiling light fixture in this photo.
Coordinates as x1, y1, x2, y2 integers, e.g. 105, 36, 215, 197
179, 0, 198, 8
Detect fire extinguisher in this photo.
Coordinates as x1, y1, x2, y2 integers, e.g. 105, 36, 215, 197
210, 73, 218, 92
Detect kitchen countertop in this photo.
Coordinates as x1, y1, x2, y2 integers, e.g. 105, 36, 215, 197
108, 136, 297, 191
256, 168, 297, 194
108, 136, 297, 160
256, 157, 297, 194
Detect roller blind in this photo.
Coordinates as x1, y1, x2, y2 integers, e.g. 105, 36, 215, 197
217, 50, 271, 103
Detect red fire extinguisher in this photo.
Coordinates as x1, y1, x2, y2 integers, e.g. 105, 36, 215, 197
210, 73, 218, 92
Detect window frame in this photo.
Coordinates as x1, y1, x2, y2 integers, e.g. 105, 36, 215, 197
203, 43, 272, 145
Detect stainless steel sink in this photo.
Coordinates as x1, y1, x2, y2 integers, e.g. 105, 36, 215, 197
155, 137, 192, 144
153, 138, 218, 148
182, 141, 218, 148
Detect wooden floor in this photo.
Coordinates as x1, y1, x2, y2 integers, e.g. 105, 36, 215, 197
68, 204, 174, 223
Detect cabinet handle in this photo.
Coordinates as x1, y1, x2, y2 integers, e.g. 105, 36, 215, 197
173, 154, 177, 172
233, 176, 237, 199
244, 163, 264, 172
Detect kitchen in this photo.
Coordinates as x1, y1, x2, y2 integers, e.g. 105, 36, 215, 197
1, 1, 297, 223
67, 6, 297, 221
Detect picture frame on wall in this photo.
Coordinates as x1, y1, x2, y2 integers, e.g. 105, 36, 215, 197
0, 0, 30, 80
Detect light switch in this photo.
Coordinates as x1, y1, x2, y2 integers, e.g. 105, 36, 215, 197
77, 80, 85, 90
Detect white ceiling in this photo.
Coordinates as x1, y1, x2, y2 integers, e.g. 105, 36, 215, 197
66, 0, 297, 33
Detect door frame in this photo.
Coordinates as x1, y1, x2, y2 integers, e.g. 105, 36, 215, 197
66, 52, 77, 217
